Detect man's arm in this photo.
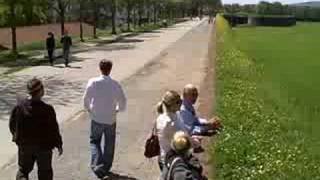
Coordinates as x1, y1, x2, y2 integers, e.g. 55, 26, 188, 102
83, 79, 95, 111
178, 110, 196, 134
9, 106, 18, 137
116, 83, 127, 112
53, 38, 56, 48
50, 107, 63, 148
49, 106, 63, 155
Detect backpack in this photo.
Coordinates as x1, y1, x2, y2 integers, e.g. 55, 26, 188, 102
163, 156, 207, 180
164, 157, 182, 180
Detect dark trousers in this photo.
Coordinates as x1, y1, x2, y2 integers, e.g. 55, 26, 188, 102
90, 121, 116, 178
47, 49, 54, 65
63, 48, 70, 67
16, 146, 53, 180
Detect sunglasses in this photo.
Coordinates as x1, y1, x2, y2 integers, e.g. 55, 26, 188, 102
176, 99, 182, 105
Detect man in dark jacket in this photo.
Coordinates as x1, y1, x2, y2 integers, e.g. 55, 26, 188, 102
162, 131, 207, 180
46, 32, 55, 66
9, 78, 63, 180
60, 30, 72, 67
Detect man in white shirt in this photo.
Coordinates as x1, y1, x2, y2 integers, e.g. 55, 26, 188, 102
83, 59, 127, 179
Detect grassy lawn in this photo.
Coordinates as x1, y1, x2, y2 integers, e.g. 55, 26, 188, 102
211, 15, 320, 179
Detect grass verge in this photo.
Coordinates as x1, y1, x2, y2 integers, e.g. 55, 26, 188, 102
211, 15, 320, 179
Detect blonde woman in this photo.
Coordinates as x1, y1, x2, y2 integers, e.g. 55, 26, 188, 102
156, 90, 186, 171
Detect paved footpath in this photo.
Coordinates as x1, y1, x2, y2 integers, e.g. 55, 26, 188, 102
0, 18, 213, 179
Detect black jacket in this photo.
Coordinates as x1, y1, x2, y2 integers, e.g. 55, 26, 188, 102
162, 150, 207, 180
9, 99, 63, 150
60, 35, 72, 50
46, 36, 55, 50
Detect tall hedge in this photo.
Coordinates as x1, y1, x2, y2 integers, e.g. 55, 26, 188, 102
223, 14, 296, 27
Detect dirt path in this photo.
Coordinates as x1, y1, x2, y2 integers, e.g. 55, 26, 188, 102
0, 20, 203, 168
0, 20, 214, 180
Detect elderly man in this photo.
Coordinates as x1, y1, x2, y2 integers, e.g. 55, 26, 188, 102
179, 84, 222, 137
83, 59, 127, 179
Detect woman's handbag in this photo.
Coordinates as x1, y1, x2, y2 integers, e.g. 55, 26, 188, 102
144, 123, 160, 158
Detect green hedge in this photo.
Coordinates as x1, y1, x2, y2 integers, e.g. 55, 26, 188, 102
223, 14, 296, 27
249, 16, 296, 26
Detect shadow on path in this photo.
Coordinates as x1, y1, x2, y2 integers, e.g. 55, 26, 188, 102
0, 75, 85, 121
106, 172, 139, 180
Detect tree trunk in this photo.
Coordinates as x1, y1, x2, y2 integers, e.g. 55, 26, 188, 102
153, 4, 157, 24
60, 11, 65, 35
80, 22, 84, 42
138, 8, 142, 27
11, 27, 17, 54
93, 21, 97, 39
93, 6, 98, 39
80, 3, 84, 42
10, 3, 17, 54
127, 4, 131, 31
133, 9, 137, 28
111, 0, 117, 34
147, 7, 150, 23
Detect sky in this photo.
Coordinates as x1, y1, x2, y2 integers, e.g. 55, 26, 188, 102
222, 0, 311, 5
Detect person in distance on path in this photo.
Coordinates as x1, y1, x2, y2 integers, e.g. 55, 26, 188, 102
46, 32, 56, 66
60, 30, 72, 67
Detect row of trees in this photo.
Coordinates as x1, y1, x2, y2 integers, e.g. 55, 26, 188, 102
0, 0, 222, 54
224, 1, 320, 20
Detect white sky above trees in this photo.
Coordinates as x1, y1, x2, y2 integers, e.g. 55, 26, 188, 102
222, 0, 307, 5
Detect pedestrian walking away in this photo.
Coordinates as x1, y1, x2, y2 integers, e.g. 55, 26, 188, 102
9, 78, 63, 180
60, 30, 72, 67
83, 59, 127, 179
46, 32, 55, 66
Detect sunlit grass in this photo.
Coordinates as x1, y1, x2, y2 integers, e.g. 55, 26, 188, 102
211, 16, 320, 180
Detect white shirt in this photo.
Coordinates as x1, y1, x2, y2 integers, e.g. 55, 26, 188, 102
156, 112, 186, 161
83, 75, 127, 124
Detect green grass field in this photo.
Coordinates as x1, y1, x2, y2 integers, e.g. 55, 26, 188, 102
211, 16, 320, 179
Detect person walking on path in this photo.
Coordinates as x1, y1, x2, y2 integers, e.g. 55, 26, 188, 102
60, 30, 72, 67
83, 59, 127, 179
9, 78, 63, 180
156, 91, 186, 171
179, 84, 222, 137
46, 32, 56, 66
161, 131, 207, 180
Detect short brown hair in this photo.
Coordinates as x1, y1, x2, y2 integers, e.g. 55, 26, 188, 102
99, 59, 113, 75
27, 78, 43, 96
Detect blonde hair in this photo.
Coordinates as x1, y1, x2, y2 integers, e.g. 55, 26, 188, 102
172, 131, 191, 152
156, 90, 181, 114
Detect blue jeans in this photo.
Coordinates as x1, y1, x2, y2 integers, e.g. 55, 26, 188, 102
90, 120, 116, 178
